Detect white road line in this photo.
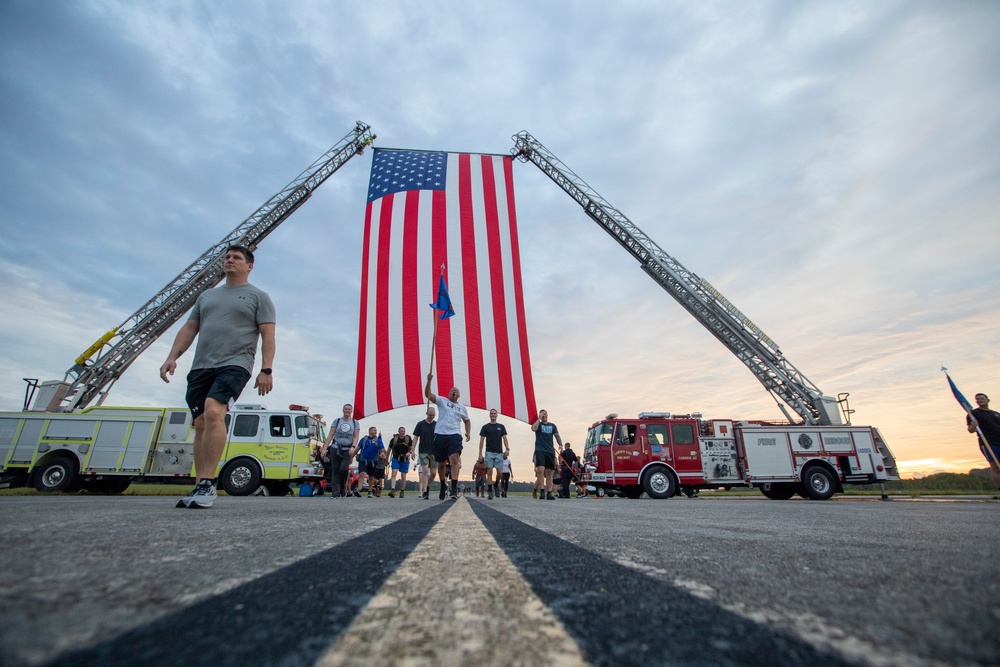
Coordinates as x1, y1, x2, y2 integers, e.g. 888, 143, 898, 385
316, 498, 589, 667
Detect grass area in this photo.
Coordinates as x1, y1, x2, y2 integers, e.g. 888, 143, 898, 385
0, 483, 203, 497
0, 473, 1000, 500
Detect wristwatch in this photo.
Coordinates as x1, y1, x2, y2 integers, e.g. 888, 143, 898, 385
260, 368, 272, 375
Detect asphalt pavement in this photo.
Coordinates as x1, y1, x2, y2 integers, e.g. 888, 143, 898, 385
0, 493, 996, 666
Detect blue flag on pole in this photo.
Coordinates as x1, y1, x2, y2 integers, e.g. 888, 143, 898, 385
430, 275, 455, 320
943, 368, 973, 413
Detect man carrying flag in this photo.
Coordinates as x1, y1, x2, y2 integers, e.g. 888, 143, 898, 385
426, 273, 471, 500
945, 369, 1000, 490
967, 392, 1000, 490
425, 377, 471, 500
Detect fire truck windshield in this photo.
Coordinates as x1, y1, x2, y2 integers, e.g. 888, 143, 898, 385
586, 423, 614, 449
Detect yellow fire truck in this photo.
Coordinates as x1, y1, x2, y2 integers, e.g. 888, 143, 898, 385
0, 403, 326, 495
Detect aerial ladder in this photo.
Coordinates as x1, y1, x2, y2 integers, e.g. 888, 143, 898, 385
29, 121, 375, 413
512, 130, 898, 482
512, 131, 899, 482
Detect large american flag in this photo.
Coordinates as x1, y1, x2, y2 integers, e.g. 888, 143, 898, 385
353, 148, 537, 423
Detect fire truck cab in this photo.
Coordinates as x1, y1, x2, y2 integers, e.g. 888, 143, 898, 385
583, 412, 894, 500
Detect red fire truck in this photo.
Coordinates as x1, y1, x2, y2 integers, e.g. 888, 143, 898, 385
583, 412, 894, 500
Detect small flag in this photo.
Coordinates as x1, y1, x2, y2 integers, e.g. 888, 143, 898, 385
942, 367, 973, 413
430, 274, 455, 320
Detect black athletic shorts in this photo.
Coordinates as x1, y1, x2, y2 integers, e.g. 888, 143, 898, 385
534, 451, 556, 470
186, 366, 251, 420
434, 433, 463, 463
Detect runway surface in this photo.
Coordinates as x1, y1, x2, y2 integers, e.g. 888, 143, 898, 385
0, 493, 996, 666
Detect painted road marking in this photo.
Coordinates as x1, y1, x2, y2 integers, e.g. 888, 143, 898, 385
316, 498, 588, 666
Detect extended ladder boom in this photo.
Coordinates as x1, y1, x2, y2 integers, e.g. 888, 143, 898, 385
53, 121, 376, 412
512, 131, 840, 425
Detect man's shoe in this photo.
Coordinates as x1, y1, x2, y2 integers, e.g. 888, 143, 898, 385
439, 486, 447, 501
399, 490, 405, 498
532, 488, 538, 499
546, 492, 556, 500
353, 490, 361, 497
188, 480, 217, 509
387, 490, 395, 498
487, 490, 493, 499
176, 485, 198, 508
450, 491, 459, 500
367, 492, 372, 498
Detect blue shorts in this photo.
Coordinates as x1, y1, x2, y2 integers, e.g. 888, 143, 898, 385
391, 458, 410, 473
186, 366, 251, 420
434, 434, 463, 463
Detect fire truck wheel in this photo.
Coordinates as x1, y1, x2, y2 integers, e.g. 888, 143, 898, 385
801, 466, 836, 500
220, 458, 263, 496
33, 456, 81, 493
760, 483, 796, 500
642, 467, 677, 499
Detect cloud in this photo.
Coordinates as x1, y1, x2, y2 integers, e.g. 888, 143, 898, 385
0, 1, 997, 481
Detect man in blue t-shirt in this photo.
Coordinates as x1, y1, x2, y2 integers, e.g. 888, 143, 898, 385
531, 409, 562, 501
357, 427, 384, 497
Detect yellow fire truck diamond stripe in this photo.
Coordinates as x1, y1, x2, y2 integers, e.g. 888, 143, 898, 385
315, 499, 589, 667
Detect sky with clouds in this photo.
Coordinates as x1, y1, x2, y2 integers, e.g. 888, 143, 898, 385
1, 1, 997, 480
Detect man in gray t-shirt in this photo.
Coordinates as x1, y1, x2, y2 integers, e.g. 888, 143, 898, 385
160, 245, 276, 509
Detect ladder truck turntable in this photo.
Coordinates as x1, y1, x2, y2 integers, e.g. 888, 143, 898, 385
512, 131, 899, 500
0, 122, 375, 495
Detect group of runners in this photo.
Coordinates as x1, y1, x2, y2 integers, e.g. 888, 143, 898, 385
314, 377, 586, 501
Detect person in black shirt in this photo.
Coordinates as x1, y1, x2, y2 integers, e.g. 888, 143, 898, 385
478, 408, 509, 499
386, 426, 412, 498
558, 442, 579, 498
967, 392, 1000, 489
413, 407, 437, 500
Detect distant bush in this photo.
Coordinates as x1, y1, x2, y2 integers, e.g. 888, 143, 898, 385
851, 470, 996, 494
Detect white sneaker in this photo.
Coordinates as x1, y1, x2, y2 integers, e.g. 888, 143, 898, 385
188, 480, 217, 509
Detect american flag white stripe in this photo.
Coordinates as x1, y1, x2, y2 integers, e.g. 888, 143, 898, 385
354, 150, 536, 423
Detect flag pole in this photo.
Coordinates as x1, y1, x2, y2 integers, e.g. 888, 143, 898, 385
942, 368, 1000, 470
425, 264, 446, 410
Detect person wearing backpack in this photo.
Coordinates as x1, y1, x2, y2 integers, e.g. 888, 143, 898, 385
357, 426, 384, 497
319, 404, 361, 498
386, 426, 413, 498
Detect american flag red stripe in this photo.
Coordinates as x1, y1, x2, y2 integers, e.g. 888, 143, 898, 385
354, 149, 537, 423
